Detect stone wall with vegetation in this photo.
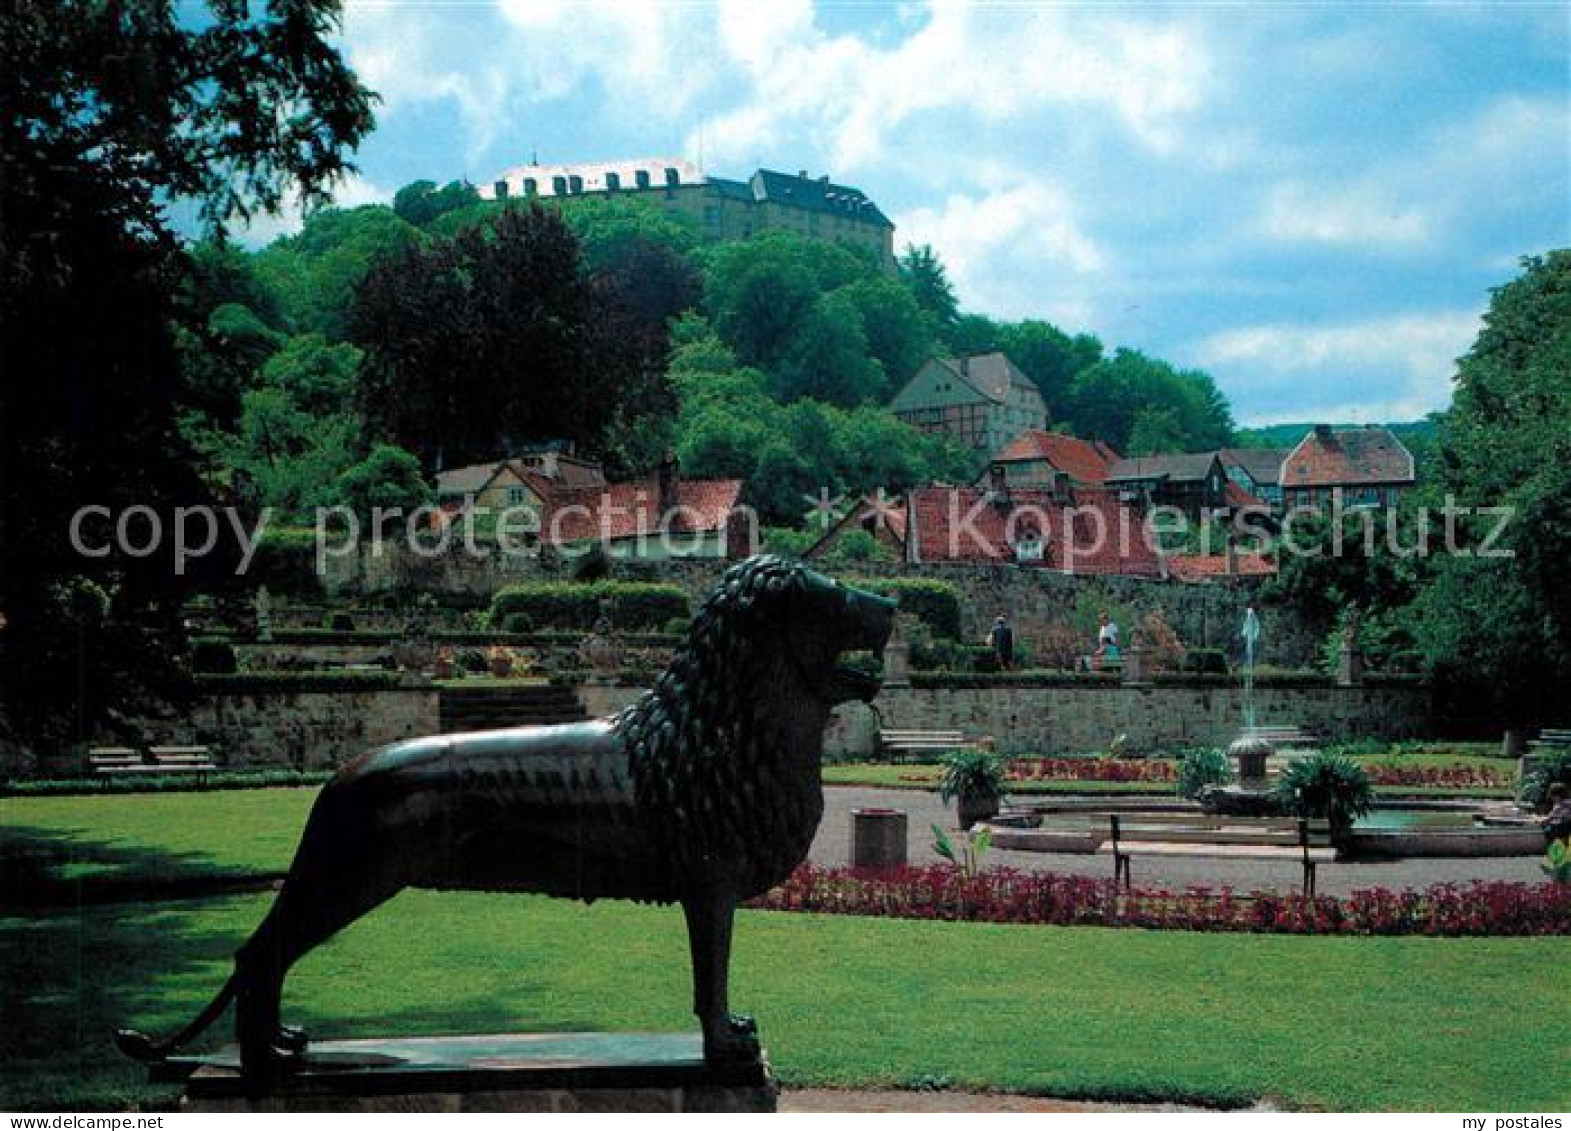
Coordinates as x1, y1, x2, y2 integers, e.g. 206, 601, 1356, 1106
827, 676, 1432, 758
320, 543, 1320, 667
125, 681, 439, 772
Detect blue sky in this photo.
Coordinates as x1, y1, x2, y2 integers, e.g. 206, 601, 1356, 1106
285, 1, 1567, 426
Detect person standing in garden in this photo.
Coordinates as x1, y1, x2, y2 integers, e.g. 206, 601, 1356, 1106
989, 614, 1015, 671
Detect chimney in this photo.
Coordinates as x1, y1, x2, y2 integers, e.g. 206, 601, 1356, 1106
658, 452, 680, 515
1314, 423, 1333, 440
798, 169, 809, 179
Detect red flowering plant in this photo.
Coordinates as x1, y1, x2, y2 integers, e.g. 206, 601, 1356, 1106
749, 864, 1571, 937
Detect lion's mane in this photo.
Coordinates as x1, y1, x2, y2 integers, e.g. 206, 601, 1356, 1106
619, 556, 826, 898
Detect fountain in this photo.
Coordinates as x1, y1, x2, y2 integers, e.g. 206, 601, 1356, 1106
1198, 604, 1284, 816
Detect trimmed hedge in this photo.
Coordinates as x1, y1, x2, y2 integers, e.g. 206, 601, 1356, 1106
195, 671, 405, 693
488, 581, 689, 632
858, 578, 963, 640
912, 670, 1121, 689
3, 769, 335, 797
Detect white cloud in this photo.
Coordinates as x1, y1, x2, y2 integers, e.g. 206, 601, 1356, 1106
899, 178, 1106, 325
691, 2, 1211, 174
1259, 181, 1434, 247
229, 173, 391, 248
1194, 311, 1480, 421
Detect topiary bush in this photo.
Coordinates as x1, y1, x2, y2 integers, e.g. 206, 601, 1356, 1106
488, 581, 689, 632
1273, 751, 1374, 837
858, 578, 963, 640
1177, 747, 1231, 799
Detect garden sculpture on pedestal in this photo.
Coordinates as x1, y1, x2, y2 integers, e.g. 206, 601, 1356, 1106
116, 556, 896, 1081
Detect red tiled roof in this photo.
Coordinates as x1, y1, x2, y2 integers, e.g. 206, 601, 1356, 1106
1167, 552, 1278, 583
542, 479, 743, 544
1221, 479, 1266, 509
907, 486, 1162, 576
802, 495, 908, 559
1280, 427, 1415, 489
994, 430, 1120, 484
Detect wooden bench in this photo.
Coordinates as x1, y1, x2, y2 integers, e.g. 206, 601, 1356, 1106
1100, 813, 1335, 895
878, 729, 972, 763
88, 745, 218, 784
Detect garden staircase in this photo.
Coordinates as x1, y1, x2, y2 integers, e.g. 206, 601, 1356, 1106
438, 683, 589, 733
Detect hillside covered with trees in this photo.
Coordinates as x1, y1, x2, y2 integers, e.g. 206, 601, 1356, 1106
178, 181, 1239, 526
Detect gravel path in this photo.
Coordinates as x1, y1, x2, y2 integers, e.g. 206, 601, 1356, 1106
812, 785, 1544, 896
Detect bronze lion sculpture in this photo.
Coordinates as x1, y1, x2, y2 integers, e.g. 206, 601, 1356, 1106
116, 556, 896, 1077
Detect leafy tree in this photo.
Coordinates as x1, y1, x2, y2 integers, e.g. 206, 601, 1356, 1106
254, 206, 422, 338
773, 290, 885, 406
392, 179, 480, 228
1065, 348, 1234, 452
898, 243, 959, 330
219, 388, 361, 518
947, 313, 1004, 356
259, 334, 362, 416
332, 445, 434, 525
1126, 404, 1187, 456
998, 319, 1102, 420
352, 205, 666, 470
0, 0, 373, 751
841, 276, 936, 395
1412, 251, 1571, 727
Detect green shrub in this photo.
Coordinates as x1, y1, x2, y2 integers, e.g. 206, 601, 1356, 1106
662, 616, 691, 637
500, 611, 533, 634
328, 611, 356, 632
488, 581, 689, 632
937, 749, 1006, 805
910, 636, 970, 672
1273, 751, 1374, 836
1177, 747, 1231, 799
191, 638, 237, 674
858, 579, 963, 640
1519, 747, 1571, 809
1183, 648, 1228, 675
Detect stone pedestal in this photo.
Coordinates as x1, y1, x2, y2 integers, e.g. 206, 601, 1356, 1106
850, 807, 908, 869
1336, 645, 1364, 687
881, 618, 910, 688
1122, 643, 1147, 685
168, 1032, 776, 1113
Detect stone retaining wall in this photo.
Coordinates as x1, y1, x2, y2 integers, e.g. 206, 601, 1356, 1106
129, 684, 440, 771
827, 680, 1433, 758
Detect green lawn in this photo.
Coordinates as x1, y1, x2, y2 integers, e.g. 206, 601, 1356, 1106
1, 788, 315, 890
3, 890, 1566, 1112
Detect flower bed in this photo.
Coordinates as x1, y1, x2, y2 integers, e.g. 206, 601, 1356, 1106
1006, 757, 1176, 783
750, 864, 1571, 937
1364, 763, 1516, 790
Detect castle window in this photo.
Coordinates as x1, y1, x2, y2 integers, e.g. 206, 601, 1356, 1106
493, 180, 509, 199
523, 178, 537, 195
635, 169, 651, 189
551, 176, 567, 195
605, 171, 620, 191
568, 175, 583, 194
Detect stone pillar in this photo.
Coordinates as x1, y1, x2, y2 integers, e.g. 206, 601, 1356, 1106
1336, 645, 1363, 687
1123, 631, 1147, 685
1501, 729, 1526, 759
882, 618, 911, 688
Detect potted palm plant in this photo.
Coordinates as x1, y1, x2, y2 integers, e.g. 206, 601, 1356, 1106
1272, 750, 1374, 845
938, 746, 1007, 829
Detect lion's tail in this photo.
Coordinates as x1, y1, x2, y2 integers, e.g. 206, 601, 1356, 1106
113, 968, 239, 1062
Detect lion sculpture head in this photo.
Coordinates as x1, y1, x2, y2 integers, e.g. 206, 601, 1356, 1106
622, 555, 897, 897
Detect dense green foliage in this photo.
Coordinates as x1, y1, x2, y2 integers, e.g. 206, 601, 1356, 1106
0, 0, 373, 753
1273, 752, 1375, 835
489, 581, 690, 632
1177, 747, 1232, 799
856, 578, 964, 640
1519, 747, 1571, 809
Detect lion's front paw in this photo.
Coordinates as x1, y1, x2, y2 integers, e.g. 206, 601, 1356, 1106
702, 1013, 760, 1062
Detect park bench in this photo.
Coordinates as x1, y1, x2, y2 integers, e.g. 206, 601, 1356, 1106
88, 745, 218, 784
1100, 813, 1335, 896
878, 728, 973, 763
